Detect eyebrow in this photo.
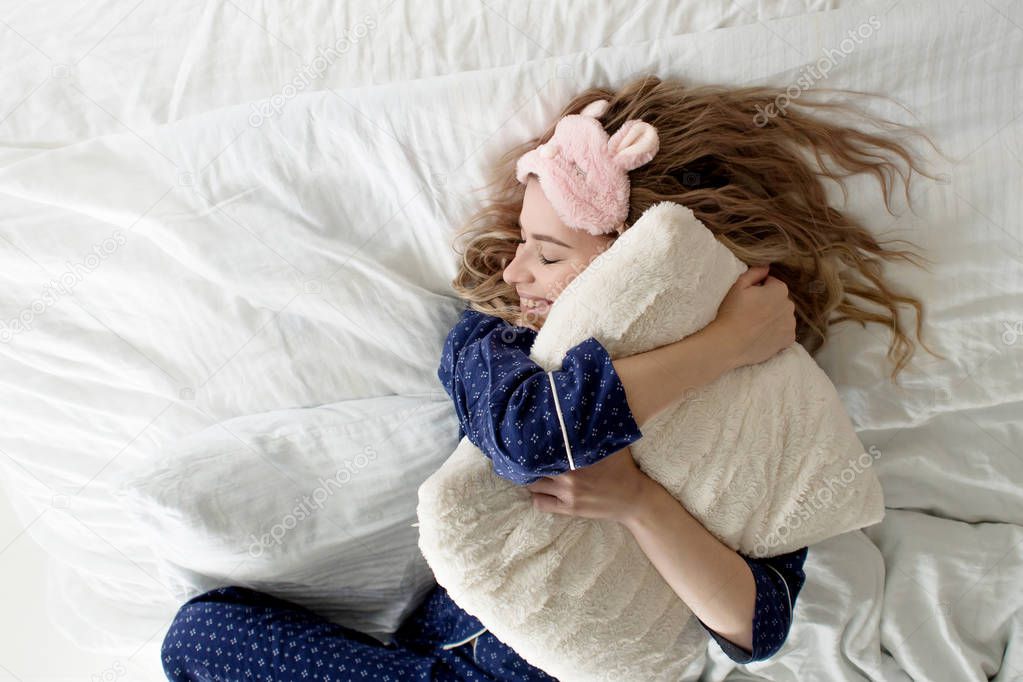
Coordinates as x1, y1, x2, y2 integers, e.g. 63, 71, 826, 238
517, 220, 573, 249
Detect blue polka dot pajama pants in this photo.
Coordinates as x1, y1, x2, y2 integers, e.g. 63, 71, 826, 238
161, 584, 558, 681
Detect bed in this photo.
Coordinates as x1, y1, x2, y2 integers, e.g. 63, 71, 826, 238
0, 0, 1020, 680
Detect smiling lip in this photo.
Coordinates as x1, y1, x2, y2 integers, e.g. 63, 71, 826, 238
519, 294, 553, 304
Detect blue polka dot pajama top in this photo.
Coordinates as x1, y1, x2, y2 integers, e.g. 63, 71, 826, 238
161, 306, 808, 680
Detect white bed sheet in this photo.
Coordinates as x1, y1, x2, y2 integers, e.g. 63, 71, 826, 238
0, 0, 1020, 680
0, 0, 852, 160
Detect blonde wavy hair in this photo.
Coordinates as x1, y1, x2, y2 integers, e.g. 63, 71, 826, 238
447, 75, 946, 382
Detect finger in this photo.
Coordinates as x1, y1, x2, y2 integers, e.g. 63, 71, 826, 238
739, 264, 771, 286
525, 478, 557, 495
762, 275, 788, 292
531, 491, 564, 514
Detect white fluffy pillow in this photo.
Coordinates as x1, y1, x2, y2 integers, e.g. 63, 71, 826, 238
114, 395, 457, 643
416, 201, 885, 680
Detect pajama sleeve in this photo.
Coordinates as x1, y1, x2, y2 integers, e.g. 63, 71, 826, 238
698, 546, 809, 664
437, 307, 644, 486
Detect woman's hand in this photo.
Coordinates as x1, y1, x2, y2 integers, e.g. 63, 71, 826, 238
713, 264, 797, 369
525, 446, 652, 523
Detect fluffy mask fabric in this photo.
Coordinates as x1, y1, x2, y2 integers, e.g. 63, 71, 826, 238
515, 99, 659, 236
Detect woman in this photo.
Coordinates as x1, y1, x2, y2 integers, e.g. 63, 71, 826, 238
162, 75, 939, 680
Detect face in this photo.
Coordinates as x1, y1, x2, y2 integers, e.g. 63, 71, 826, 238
502, 176, 616, 330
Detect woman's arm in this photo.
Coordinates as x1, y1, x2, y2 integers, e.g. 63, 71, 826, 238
620, 474, 807, 661
698, 546, 808, 663
526, 445, 809, 663
623, 475, 757, 650
611, 265, 796, 428
610, 322, 738, 430
437, 310, 752, 484
438, 309, 646, 484
437, 266, 794, 485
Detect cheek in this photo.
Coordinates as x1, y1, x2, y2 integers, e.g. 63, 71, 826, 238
532, 265, 570, 301
556, 261, 589, 291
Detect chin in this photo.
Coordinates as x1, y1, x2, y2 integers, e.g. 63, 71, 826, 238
517, 313, 545, 331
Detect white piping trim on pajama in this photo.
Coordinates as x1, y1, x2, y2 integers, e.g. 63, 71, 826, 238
765, 563, 793, 621
547, 370, 577, 471
440, 626, 489, 650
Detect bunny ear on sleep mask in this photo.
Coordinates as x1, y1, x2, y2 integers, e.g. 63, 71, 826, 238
514, 98, 660, 236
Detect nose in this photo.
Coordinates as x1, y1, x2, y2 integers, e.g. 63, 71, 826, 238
502, 242, 533, 287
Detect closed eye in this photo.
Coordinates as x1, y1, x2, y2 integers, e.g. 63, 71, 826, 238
514, 237, 560, 265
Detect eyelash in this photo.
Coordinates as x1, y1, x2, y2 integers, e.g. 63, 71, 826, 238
515, 238, 559, 265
